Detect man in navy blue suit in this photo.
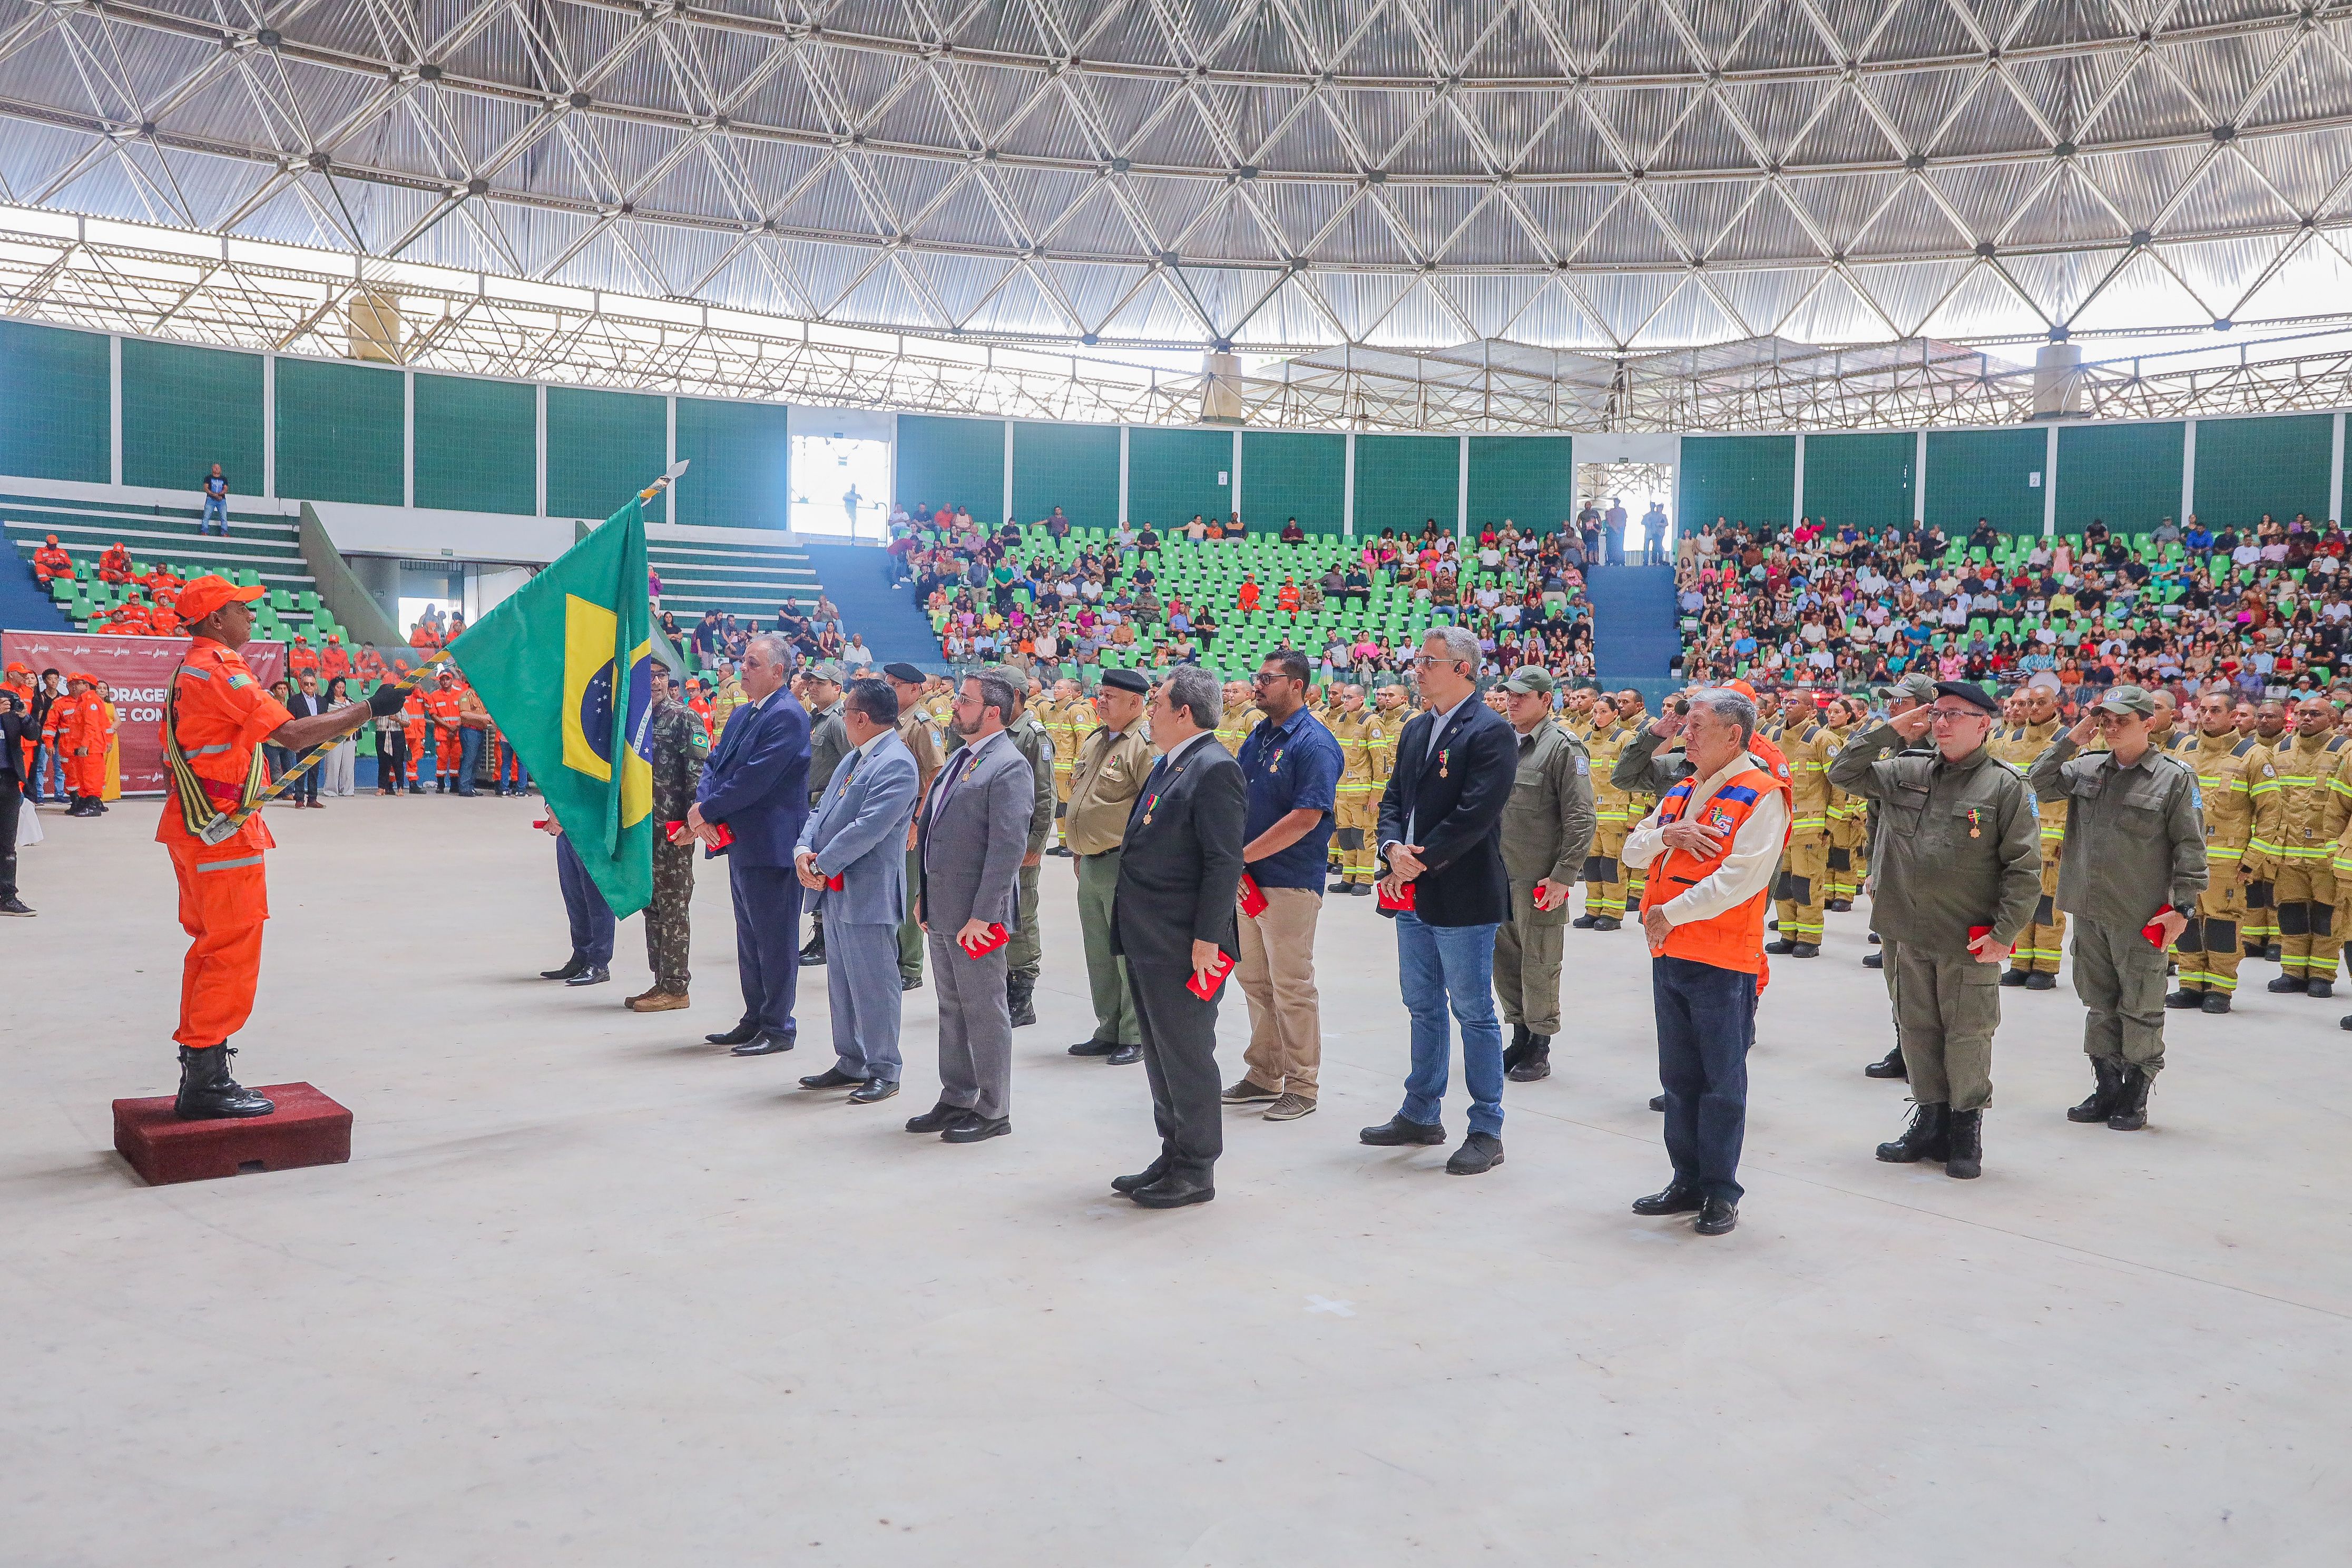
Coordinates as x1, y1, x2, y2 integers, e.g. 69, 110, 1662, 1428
688, 631, 813, 1056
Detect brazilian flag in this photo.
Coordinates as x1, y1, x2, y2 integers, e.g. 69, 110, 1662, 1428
449, 497, 655, 916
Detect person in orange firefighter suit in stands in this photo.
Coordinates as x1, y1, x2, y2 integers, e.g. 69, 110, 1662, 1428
98, 543, 134, 584
32, 535, 74, 585
158, 575, 403, 1119
44, 673, 111, 815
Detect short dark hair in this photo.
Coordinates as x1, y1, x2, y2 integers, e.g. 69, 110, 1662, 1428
845, 677, 898, 725
1261, 649, 1311, 687
967, 672, 1019, 726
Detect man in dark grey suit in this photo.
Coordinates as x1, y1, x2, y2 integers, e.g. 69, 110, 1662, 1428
1110, 667, 1248, 1208
906, 670, 1035, 1143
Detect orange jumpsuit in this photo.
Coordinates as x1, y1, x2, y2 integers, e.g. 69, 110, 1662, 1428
288, 641, 320, 679
99, 546, 134, 584
159, 638, 293, 1051
322, 639, 350, 680
47, 690, 109, 799
409, 624, 441, 653
424, 686, 464, 783
32, 541, 74, 584
402, 691, 427, 782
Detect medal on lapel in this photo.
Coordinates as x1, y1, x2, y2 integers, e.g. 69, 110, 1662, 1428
1270, 745, 1283, 775
1968, 807, 1982, 838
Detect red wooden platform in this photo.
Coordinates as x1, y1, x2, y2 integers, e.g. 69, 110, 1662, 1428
112, 1084, 351, 1186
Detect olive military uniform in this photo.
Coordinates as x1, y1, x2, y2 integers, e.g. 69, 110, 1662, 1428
1830, 724, 2041, 1115
1495, 719, 1596, 1047
645, 694, 711, 996
1064, 707, 1154, 1050
894, 705, 945, 986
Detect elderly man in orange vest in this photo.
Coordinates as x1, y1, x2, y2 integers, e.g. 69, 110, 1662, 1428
1621, 686, 1791, 1238
158, 575, 404, 1117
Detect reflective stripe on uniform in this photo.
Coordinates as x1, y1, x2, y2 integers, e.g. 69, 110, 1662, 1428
177, 665, 213, 681
196, 855, 264, 873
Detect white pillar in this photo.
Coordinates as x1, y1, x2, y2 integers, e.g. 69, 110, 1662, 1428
107, 335, 122, 487
1913, 428, 1928, 525
1001, 419, 1014, 526
261, 353, 276, 499
2178, 417, 2196, 527
664, 395, 677, 525
1118, 424, 1130, 526
1791, 430, 1806, 524
403, 370, 415, 509
2042, 424, 2059, 537
534, 383, 547, 517
2331, 411, 2345, 525
1342, 432, 1356, 536
1456, 434, 1468, 538
1231, 428, 1243, 521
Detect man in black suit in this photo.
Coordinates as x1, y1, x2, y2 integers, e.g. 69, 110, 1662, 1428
1365, 628, 1520, 1174
283, 673, 327, 807
1109, 665, 1247, 1209
0, 691, 32, 915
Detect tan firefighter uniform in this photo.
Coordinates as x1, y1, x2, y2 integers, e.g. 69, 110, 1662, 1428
1988, 716, 2068, 976
1582, 717, 1642, 924
2171, 729, 2280, 999
2263, 729, 2352, 986
1772, 714, 1835, 947
1326, 705, 1388, 888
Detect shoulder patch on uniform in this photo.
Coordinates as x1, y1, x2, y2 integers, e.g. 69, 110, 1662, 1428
1574, 756, 1589, 775
2235, 737, 2259, 757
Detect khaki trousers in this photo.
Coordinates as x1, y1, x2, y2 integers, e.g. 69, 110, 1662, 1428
1076, 849, 1138, 1046
2072, 918, 2170, 1075
1009, 859, 1042, 981
2007, 854, 2066, 975
1888, 939, 2001, 1110
1773, 835, 1830, 943
1238, 886, 1324, 1097
896, 844, 925, 983
1584, 820, 1631, 918
1494, 878, 1567, 1036
2172, 876, 2247, 994
2273, 861, 2343, 981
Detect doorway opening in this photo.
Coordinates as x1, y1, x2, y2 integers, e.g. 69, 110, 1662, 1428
1574, 462, 1676, 564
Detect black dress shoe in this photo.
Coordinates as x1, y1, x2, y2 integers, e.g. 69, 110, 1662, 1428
1631, 1183, 1703, 1215
1129, 1177, 1214, 1208
564, 965, 610, 986
1694, 1197, 1739, 1236
798, 1066, 864, 1089
900, 975, 923, 991
905, 1101, 969, 1133
847, 1079, 900, 1104
706, 1020, 760, 1045
730, 1031, 795, 1056
1106, 1044, 1142, 1065
1067, 1038, 1121, 1056
1868, 930, 1881, 944
1112, 1160, 1170, 1194
941, 1112, 1011, 1143
1649, 1093, 1665, 1111
1446, 1132, 1504, 1174
541, 956, 587, 981
1359, 1114, 1447, 1146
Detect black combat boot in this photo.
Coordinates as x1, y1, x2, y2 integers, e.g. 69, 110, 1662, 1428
2164, 988, 2203, 1008
1007, 973, 1037, 1027
2067, 1057, 2125, 1123
1765, 937, 1796, 955
2105, 1066, 2152, 1131
2268, 974, 2307, 994
1875, 1102, 1949, 1163
1502, 1022, 1531, 1073
800, 927, 826, 966
1507, 1037, 1551, 1083
1944, 1109, 1983, 1179
1864, 1044, 1907, 1080
174, 1045, 275, 1120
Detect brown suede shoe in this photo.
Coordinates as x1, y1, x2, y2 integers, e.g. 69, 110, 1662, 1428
625, 987, 690, 1012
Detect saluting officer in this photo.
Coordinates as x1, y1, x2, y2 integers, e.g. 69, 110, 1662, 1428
1830, 682, 2041, 1179
1493, 667, 1596, 1084
2028, 687, 2210, 1133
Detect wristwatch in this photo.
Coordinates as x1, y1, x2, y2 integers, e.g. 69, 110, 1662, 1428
2170, 901, 2193, 917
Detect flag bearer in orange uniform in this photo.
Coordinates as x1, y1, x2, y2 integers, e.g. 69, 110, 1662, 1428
159, 576, 403, 1118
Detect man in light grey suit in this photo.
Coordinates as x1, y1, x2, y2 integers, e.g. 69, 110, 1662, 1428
793, 678, 921, 1104
905, 670, 1035, 1144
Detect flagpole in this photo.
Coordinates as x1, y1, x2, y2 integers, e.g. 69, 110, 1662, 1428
196, 464, 685, 846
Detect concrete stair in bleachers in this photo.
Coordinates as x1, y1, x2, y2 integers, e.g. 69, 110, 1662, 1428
4, 488, 331, 642
647, 532, 823, 626
1584, 564, 1681, 684
798, 541, 944, 667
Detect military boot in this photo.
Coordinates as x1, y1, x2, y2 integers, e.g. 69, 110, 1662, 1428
1502, 1022, 1531, 1073
1944, 1110, 1983, 1179
2105, 1066, 2152, 1131
1507, 1037, 1551, 1083
1007, 973, 1037, 1028
2066, 1057, 2125, 1123
174, 1045, 275, 1120
1875, 1102, 1949, 1163
1864, 1044, 1907, 1080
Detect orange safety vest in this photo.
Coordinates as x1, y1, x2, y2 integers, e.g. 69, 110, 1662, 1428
1639, 758, 1792, 983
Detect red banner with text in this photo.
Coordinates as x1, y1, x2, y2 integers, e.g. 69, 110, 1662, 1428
1, 632, 285, 795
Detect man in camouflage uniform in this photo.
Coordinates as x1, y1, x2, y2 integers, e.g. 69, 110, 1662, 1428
2166, 688, 2280, 1014
631, 665, 710, 1012
1325, 682, 1386, 895
1985, 680, 2068, 987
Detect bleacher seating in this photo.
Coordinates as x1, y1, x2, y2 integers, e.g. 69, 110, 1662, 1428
648, 533, 822, 626
6, 490, 332, 644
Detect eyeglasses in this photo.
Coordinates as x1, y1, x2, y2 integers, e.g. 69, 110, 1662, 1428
1925, 708, 1983, 723
1410, 654, 1464, 668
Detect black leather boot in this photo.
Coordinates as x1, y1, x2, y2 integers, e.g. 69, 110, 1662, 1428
1875, 1102, 1949, 1163
2106, 1066, 2152, 1131
1864, 1044, 1907, 1080
1507, 1038, 1551, 1082
174, 1045, 275, 1120
1945, 1109, 1983, 1179
2066, 1057, 2124, 1123
1007, 973, 1037, 1027
800, 928, 826, 966
1502, 1022, 1531, 1073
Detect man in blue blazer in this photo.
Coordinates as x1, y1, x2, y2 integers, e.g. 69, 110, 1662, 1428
688, 632, 812, 1056
793, 678, 920, 1102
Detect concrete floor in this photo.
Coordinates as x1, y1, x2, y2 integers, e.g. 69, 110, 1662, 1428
5, 793, 2350, 1567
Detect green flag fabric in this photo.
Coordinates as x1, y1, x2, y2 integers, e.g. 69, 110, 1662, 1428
449, 497, 655, 917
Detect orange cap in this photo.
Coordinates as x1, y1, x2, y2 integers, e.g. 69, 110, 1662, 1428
1725, 679, 1759, 701
176, 574, 266, 622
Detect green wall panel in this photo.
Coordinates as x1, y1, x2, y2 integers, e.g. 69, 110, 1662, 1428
0, 321, 108, 483
895, 414, 1003, 522
1129, 426, 1233, 531
2192, 414, 2333, 530
2055, 420, 2182, 538
1241, 430, 1345, 536
1011, 422, 1119, 531
1925, 426, 2046, 536
1356, 434, 1459, 538
275, 357, 404, 506
1804, 432, 1914, 532
676, 397, 790, 528
548, 387, 667, 523
1467, 435, 1574, 534
1678, 435, 1795, 531
122, 338, 264, 498
414, 374, 535, 515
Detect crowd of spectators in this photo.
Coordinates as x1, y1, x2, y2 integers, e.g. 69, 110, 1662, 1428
1671, 509, 2352, 705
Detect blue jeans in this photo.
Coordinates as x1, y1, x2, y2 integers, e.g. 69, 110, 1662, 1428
1395, 910, 1506, 1137
1652, 954, 1759, 1203
34, 744, 65, 800
456, 727, 483, 794
201, 495, 227, 533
